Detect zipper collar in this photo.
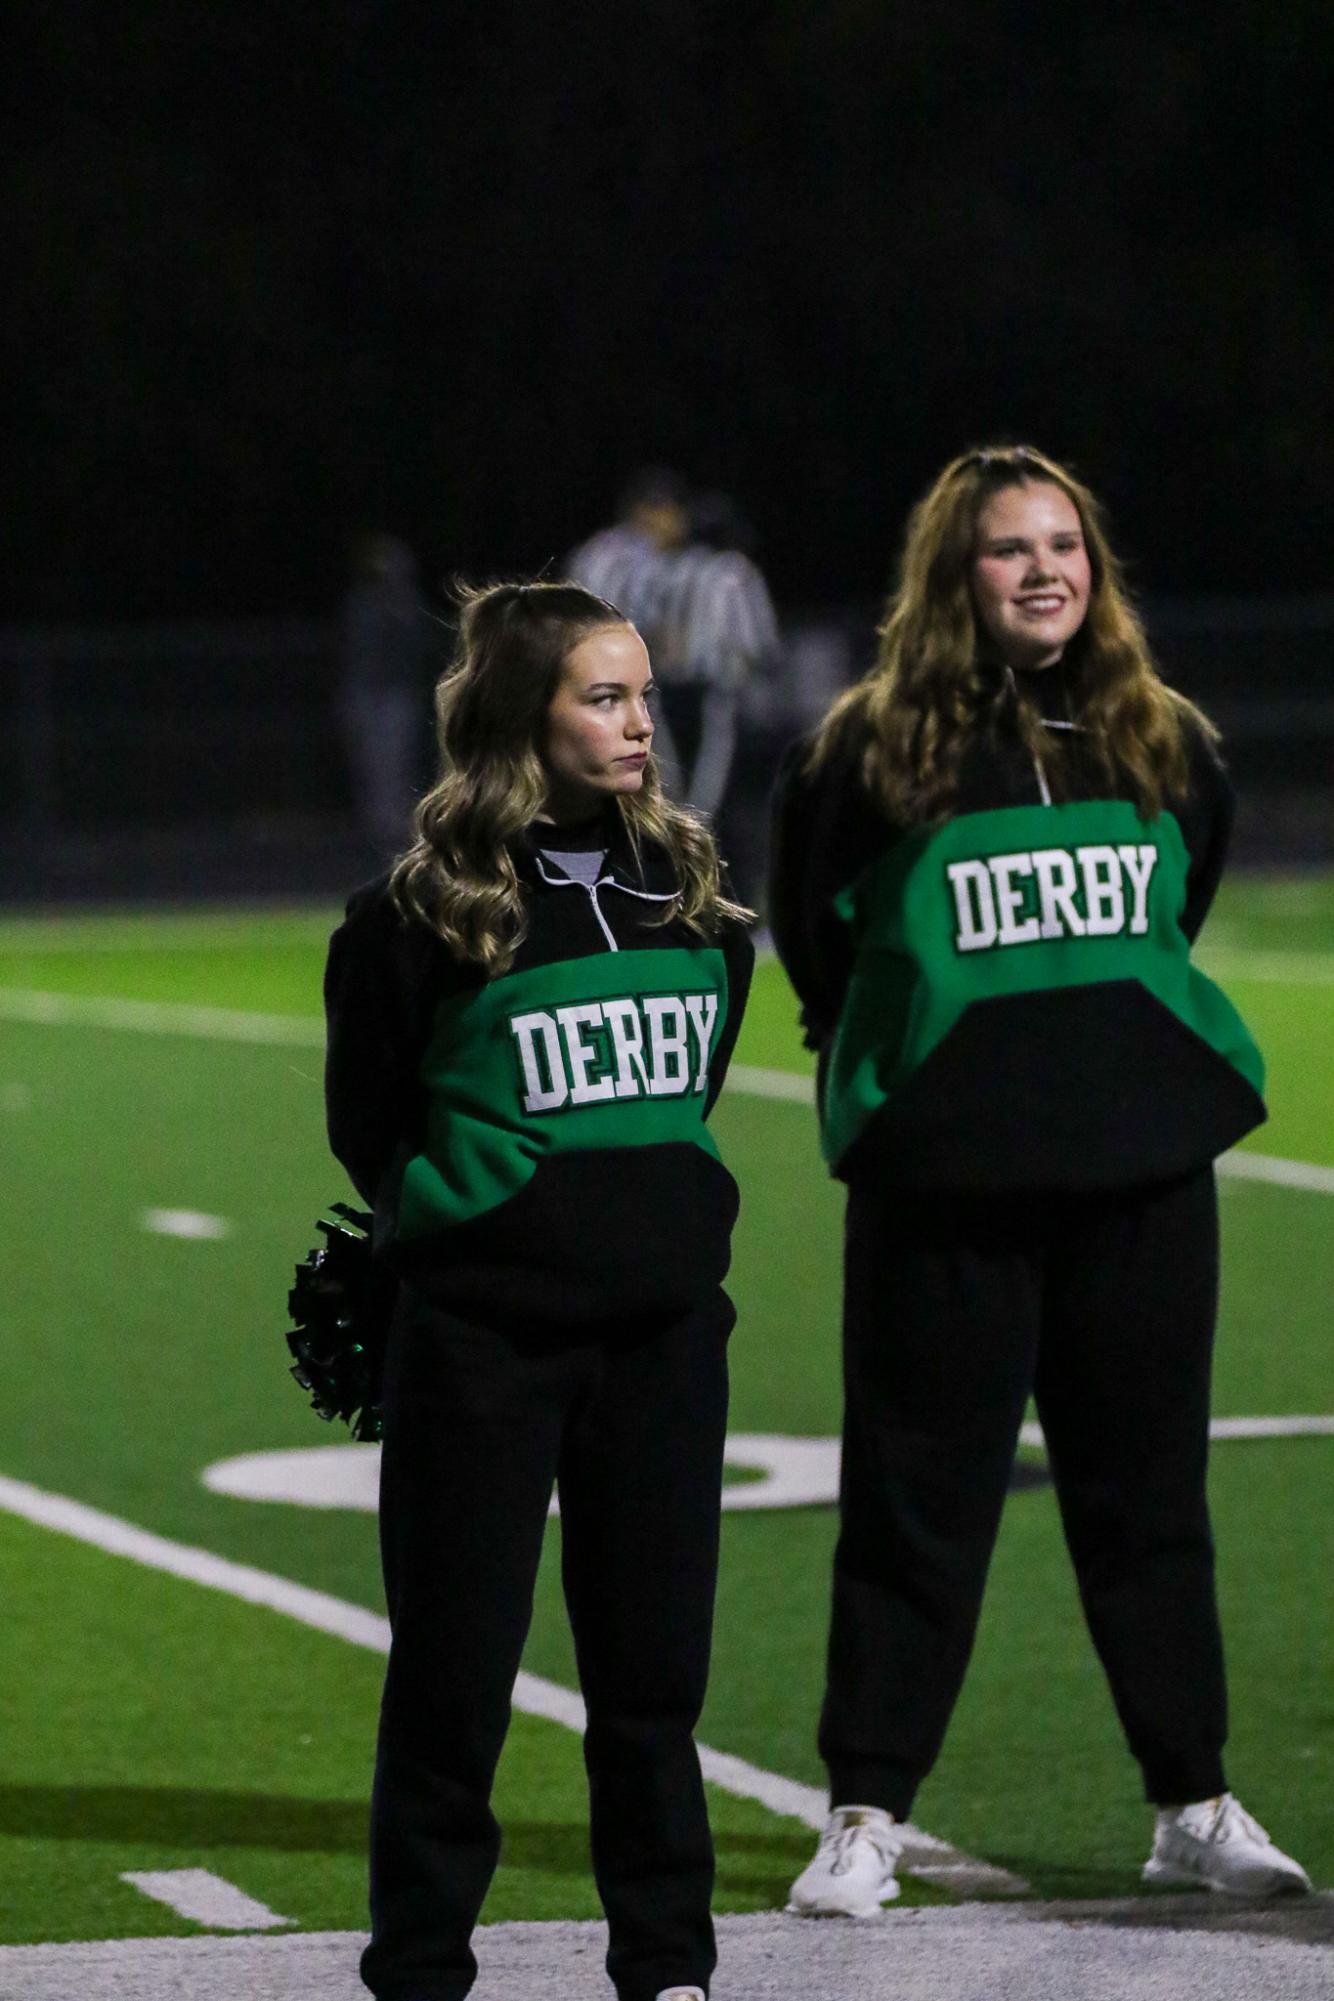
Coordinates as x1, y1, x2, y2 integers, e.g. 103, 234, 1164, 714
528, 848, 676, 953
517, 808, 679, 901
1003, 659, 1087, 732
999, 662, 1095, 807
530, 850, 675, 904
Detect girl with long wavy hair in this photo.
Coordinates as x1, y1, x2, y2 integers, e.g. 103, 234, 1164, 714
326, 579, 754, 2001
771, 446, 1309, 1913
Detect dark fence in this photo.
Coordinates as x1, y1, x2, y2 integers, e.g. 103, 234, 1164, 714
0, 620, 370, 901
3, 620, 345, 836
2, 600, 1331, 904
1146, 596, 1334, 867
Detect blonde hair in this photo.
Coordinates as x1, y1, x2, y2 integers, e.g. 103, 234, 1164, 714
814, 444, 1216, 823
390, 580, 749, 974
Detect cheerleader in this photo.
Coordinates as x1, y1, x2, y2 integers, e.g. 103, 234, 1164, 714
326, 580, 754, 1999
770, 446, 1310, 1913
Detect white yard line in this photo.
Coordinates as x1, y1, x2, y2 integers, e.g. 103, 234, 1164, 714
0, 988, 325, 1045
725, 1060, 817, 1103
120, 1871, 293, 1931
2, 986, 1331, 1194
758, 940, 1334, 985
1216, 1150, 1334, 1196
202, 1418, 1334, 1524
1018, 1415, 1334, 1450
725, 1065, 1334, 1196
1199, 949, 1334, 986
0, 1472, 1028, 1899
141, 1208, 233, 1240
0, 911, 339, 952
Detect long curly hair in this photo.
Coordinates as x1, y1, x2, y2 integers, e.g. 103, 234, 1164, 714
813, 444, 1216, 823
390, 579, 749, 975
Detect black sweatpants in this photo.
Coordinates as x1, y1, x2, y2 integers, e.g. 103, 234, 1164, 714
822, 1166, 1229, 1819
361, 1284, 733, 2001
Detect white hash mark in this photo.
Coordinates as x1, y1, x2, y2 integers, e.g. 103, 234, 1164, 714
119, 1869, 293, 1930
141, 1209, 232, 1240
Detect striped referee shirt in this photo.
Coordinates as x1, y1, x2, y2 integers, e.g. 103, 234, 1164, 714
568, 531, 779, 691
566, 526, 674, 632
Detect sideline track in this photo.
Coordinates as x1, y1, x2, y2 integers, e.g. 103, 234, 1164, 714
0, 988, 1332, 1195
4, 1900, 1332, 2001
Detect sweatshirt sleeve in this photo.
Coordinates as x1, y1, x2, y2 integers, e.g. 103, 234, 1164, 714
768, 737, 823, 1039
323, 881, 437, 1206
703, 915, 756, 1115
768, 733, 884, 1048
1175, 723, 1236, 945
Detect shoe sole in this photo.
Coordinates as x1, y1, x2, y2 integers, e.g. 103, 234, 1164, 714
1142, 1858, 1312, 1898
784, 1891, 901, 1920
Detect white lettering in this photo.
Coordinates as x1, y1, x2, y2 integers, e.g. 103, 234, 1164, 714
1079, 845, 1125, 935
511, 989, 719, 1108
948, 840, 1156, 950
988, 852, 1040, 946
1118, 842, 1158, 934
684, 993, 719, 1093
948, 860, 998, 952
602, 996, 651, 1099
510, 1010, 568, 1113
1030, 848, 1086, 939
644, 997, 691, 1096
558, 1002, 616, 1105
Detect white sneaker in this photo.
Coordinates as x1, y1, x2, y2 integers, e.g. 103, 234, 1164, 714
653, 1989, 705, 2000
1142, 1792, 1312, 1897
786, 1804, 903, 1917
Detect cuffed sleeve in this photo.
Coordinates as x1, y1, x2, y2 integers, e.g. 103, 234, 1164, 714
1176, 726, 1235, 945
768, 733, 887, 1049
703, 917, 756, 1114
324, 881, 437, 1206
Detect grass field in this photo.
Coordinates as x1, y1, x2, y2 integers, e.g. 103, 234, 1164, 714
0, 875, 1330, 1947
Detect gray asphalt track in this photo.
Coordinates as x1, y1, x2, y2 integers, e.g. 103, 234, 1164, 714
5, 1898, 1332, 2001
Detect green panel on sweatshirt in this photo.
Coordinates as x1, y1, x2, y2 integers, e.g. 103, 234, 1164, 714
823, 800, 1264, 1168
398, 945, 730, 1235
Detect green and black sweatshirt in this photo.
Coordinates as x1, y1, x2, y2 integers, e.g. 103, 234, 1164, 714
325, 811, 754, 1327
769, 666, 1265, 1192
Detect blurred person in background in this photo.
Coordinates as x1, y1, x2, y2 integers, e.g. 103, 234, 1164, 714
340, 531, 430, 856
325, 580, 754, 2001
650, 490, 782, 836
570, 476, 782, 910
566, 465, 692, 637
770, 444, 1312, 1915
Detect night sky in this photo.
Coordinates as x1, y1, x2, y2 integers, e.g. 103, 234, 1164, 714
11, 3, 1332, 622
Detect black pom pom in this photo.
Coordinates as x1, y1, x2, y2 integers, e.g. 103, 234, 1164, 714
284, 1204, 392, 1441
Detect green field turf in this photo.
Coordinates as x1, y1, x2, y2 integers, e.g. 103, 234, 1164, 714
0, 1507, 818, 1945
0, 875, 1330, 1945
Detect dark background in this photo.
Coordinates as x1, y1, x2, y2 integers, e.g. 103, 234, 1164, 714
9, 2, 1332, 624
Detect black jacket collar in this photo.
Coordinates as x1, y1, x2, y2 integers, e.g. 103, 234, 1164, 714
514, 804, 679, 897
